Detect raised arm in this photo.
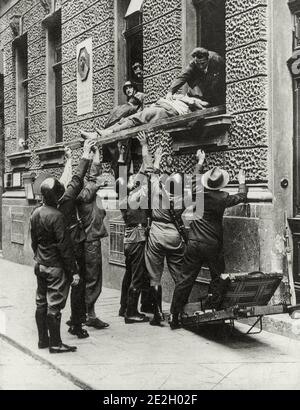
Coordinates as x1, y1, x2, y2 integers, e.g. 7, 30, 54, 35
62, 139, 95, 202
194, 149, 206, 175
225, 169, 248, 208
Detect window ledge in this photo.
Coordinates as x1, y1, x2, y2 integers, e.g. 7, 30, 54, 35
98, 105, 227, 146
7, 150, 31, 169
36, 143, 65, 168
67, 106, 228, 152
172, 113, 232, 153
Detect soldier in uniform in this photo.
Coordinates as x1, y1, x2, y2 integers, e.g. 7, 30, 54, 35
58, 139, 96, 339
76, 146, 109, 330
30, 139, 95, 352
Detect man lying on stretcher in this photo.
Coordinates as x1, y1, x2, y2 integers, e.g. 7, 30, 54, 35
81, 94, 210, 140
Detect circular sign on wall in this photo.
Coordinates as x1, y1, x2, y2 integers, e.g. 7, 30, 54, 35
78, 46, 90, 81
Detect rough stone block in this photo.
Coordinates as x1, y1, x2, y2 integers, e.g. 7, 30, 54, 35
223, 216, 260, 273
144, 67, 182, 104
23, 4, 45, 34
28, 38, 46, 63
4, 56, 13, 77
226, 0, 267, 18
226, 6, 267, 51
62, 80, 76, 104
61, 18, 114, 62
229, 110, 268, 148
143, 0, 181, 23
28, 56, 45, 79
63, 114, 109, 142
4, 123, 16, 141
226, 41, 268, 83
144, 40, 182, 78
227, 76, 268, 113
143, 9, 182, 51
62, 0, 113, 44
62, 0, 104, 22
28, 74, 46, 99
224, 147, 268, 182
4, 105, 16, 124
0, 26, 12, 47
202, 147, 268, 182
29, 111, 47, 134
93, 66, 115, 94
4, 88, 15, 109
27, 22, 45, 44
63, 89, 114, 124
28, 93, 46, 115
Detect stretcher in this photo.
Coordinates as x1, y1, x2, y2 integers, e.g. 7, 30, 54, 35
181, 272, 300, 334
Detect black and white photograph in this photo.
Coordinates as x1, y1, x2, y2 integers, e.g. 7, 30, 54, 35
0, 0, 300, 395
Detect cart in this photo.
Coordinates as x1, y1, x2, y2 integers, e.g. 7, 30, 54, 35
181, 272, 300, 335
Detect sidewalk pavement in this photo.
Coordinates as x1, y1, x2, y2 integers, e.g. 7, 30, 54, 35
1, 257, 300, 390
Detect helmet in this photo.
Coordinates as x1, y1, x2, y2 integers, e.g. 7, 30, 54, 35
40, 177, 65, 206
123, 81, 136, 95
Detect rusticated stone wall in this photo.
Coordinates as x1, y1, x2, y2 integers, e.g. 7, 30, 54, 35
225, 0, 269, 183
61, 0, 114, 149
1, 0, 48, 174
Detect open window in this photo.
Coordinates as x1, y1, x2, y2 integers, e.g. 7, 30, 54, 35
114, 0, 144, 104
45, 8, 62, 144
124, 0, 144, 91
193, 0, 225, 58
14, 33, 28, 147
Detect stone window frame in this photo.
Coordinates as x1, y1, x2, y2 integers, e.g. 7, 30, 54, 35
182, 0, 226, 100
44, 8, 62, 145
114, 0, 143, 105
13, 33, 29, 147
37, 7, 65, 169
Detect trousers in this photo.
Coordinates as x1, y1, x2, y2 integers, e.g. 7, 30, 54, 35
120, 241, 148, 309
145, 222, 185, 287
35, 264, 70, 317
84, 240, 103, 310
70, 242, 86, 325
170, 240, 225, 314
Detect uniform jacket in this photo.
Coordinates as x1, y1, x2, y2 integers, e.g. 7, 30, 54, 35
169, 51, 225, 106
30, 205, 77, 277
58, 158, 90, 245
76, 163, 108, 242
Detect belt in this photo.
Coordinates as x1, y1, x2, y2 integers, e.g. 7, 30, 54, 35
126, 223, 147, 228
152, 219, 172, 224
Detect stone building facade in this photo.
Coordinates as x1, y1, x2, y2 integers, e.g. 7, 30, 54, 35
0, 0, 298, 302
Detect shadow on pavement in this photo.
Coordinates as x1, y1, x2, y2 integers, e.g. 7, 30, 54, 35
182, 322, 271, 349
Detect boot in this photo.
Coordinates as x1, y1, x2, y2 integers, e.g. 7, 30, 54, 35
140, 289, 155, 314
47, 314, 77, 353
119, 306, 127, 317
35, 309, 49, 349
125, 289, 149, 324
169, 313, 182, 330
150, 286, 165, 326
68, 324, 89, 339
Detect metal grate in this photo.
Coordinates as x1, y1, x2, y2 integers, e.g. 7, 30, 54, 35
109, 221, 125, 266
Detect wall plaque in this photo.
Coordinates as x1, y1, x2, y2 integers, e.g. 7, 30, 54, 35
77, 37, 93, 116
11, 212, 25, 245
